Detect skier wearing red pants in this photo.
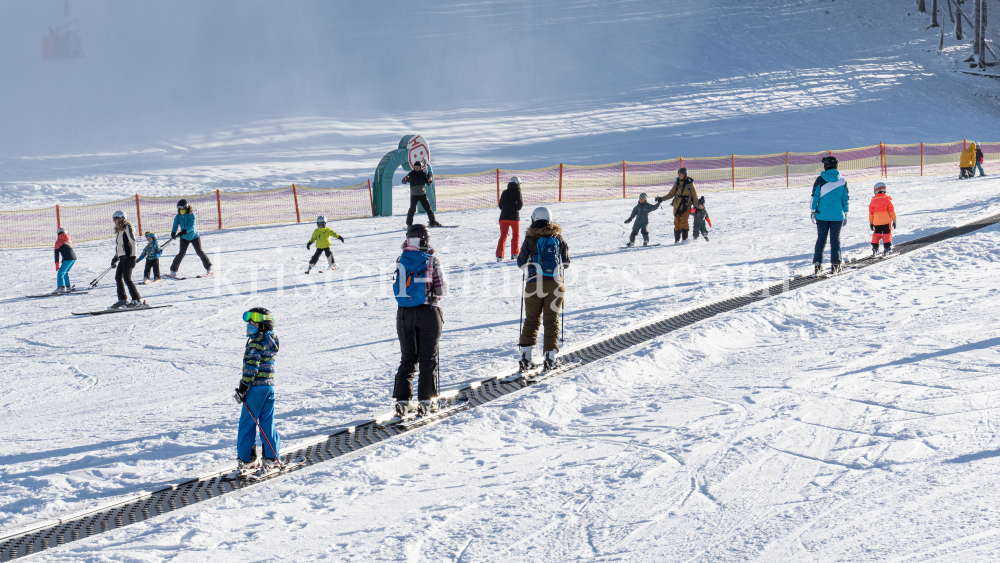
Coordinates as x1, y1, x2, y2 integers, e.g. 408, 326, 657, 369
496, 176, 523, 261
869, 182, 897, 257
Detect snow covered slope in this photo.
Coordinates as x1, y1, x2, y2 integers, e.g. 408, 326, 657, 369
20, 180, 1000, 561
2, 0, 998, 207
4, 173, 1000, 560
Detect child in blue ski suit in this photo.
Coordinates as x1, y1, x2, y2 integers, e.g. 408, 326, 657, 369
137, 232, 163, 283
233, 307, 281, 472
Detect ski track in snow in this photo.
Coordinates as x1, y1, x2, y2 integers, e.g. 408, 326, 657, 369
6, 174, 1000, 561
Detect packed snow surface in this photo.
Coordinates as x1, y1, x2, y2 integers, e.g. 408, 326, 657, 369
4, 174, 1000, 561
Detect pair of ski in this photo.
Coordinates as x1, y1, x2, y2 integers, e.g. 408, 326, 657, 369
805, 251, 900, 279
377, 395, 471, 429
26, 288, 89, 298
503, 359, 583, 384
162, 273, 214, 281
305, 267, 337, 273
624, 243, 662, 249
223, 455, 308, 482
72, 303, 174, 316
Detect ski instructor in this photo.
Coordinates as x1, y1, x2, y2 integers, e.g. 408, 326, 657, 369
659, 167, 699, 243
402, 160, 444, 228
169, 199, 214, 278
811, 156, 850, 275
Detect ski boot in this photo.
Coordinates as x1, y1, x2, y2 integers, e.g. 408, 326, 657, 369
496, 256, 503, 262
704, 235, 709, 242
259, 458, 281, 475
626, 242, 634, 247
52, 286, 65, 295
169, 270, 179, 278
109, 299, 128, 310
871, 244, 879, 258
418, 399, 439, 416
642, 241, 649, 247
237, 448, 260, 474
830, 263, 844, 275
813, 263, 823, 276
204, 268, 213, 276
543, 350, 560, 371
519, 346, 534, 372
428, 221, 444, 228
127, 299, 145, 308
395, 399, 416, 418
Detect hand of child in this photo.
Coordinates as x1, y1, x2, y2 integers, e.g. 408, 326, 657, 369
892, 220, 897, 229
624, 219, 631, 224
870, 223, 875, 231
339, 236, 346, 243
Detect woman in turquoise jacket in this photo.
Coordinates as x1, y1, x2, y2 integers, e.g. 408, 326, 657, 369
168, 199, 213, 277
811, 157, 850, 274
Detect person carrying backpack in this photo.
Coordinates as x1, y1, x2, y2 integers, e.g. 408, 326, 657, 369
392, 223, 448, 418
658, 167, 699, 243
960, 143, 977, 179
517, 207, 571, 371
496, 176, 524, 261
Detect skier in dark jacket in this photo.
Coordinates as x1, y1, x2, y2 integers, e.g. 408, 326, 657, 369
496, 176, 524, 261
624, 192, 661, 246
233, 307, 281, 476
402, 160, 443, 228
692, 196, 712, 241
659, 168, 699, 243
975, 143, 987, 177
53, 228, 77, 294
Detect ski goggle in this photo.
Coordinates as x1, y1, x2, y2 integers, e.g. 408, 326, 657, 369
243, 311, 274, 323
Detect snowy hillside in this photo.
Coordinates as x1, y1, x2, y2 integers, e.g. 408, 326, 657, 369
2, 0, 999, 207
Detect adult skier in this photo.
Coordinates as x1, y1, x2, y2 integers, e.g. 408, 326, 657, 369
53, 227, 77, 294
402, 160, 443, 228
811, 156, 850, 274
517, 207, 571, 371
623, 192, 661, 246
960, 143, 977, 179
496, 176, 524, 261
233, 307, 281, 475
168, 199, 213, 277
110, 210, 143, 309
305, 216, 345, 273
392, 224, 448, 417
869, 182, 897, 256
658, 167, 699, 243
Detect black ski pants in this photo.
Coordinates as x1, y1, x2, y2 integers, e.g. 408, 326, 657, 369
393, 305, 443, 401
115, 256, 141, 301
143, 258, 161, 280
629, 225, 649, 243
406, 194, 438, 226
309, 247, 334, 267
170, 236, 212, 273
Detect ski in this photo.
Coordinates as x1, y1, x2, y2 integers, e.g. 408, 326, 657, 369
246, 456, 307, 482
72, 304, 173, 316
139, 279, 163, 285
428, 225, 459, 229
196, 273, 214, 278
623, 243, 662, 249
376, 396, 470, 429
223, 462, 261, 481
305, 267, 337, 274
504, 359, 583, 384
26, 290, 89, 298
162, 275, 187, 281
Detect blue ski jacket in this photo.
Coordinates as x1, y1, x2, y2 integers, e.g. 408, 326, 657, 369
172, 213, 199, 241
242, 331, 279, 386
811, 170, 849, 221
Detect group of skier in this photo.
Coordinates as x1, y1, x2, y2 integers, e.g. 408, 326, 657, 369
960, 142, 988, 179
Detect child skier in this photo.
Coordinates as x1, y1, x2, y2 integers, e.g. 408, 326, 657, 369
692, 196, 712, 241
517, 207, 571, 371
137, 232, 163, 283
305, 216, 345, 273
869, 182, 897, 257
53, 228, 77, 294
975, 142, 987, 177
233, 307, 281, 475
392, 224, 448, 417
623, 193, 661, 246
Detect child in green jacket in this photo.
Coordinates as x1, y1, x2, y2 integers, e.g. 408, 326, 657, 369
624, 193, 662, 246
306, 216, 345, 273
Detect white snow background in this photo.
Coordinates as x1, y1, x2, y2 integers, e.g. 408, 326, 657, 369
4, 0, 1000, 561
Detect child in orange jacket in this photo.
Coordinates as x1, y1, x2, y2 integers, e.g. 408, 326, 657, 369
869, 182, 897, 256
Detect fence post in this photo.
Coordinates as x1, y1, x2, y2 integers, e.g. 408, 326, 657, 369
785, 152, 789, 188
731, 154, 736, 190
134, 194, 142, 234
964, 139, 968, 149
292, 183, 301, 223
920, 143, 924, 176
622, 160, 626, 198
679, 156, 683, 169
496, 168, 500, 204
216, 189, 222, 230
368, 179, 374, 216
55, 204, 61, 230
558, 163, 563, 202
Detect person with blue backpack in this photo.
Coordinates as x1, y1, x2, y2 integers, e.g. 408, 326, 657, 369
392, 224, 449, 418
811, 156, 850, 275
517, 207, 571, 371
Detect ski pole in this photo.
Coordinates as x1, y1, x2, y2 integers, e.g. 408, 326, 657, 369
560, 288, 566, 347
89, 266, 114, 289
518, 270, 525, 338
241, 400, 283, 469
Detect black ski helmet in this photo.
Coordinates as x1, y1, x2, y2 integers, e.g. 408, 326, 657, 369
177, 198, 188, 209
822, 156, 838, 170
406, 223, 429, 246
246, 306, 275, 332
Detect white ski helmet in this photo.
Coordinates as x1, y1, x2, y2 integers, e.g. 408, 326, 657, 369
112, 210, 126, 221
316, 215, 327, 225
57, 227, 65, 234
531, 207, 552, 224
873, 182, 887, 195
510, 176, 521, 186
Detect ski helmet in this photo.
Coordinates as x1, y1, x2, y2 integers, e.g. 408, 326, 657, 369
112, 210, 126, 221
531, 207, 552, 224
406, 223, 429, 246
873, 182, 887, 194
510, 176, 521, 186
316, 215, 327, 226
243, 306, 275, 332
639, 192, 648, 200
822, 156, 839, 170
177, 199, 188, 209
144, 231, 156, 239
57, 227, 65, 234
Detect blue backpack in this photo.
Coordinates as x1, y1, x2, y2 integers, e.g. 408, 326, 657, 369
534, 236, 562, 278
394, 251, 431, 307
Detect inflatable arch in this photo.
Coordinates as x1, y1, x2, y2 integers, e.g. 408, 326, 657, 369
373, 135, 435, 217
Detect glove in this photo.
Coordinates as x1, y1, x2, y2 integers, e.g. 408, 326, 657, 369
55, 263, 60, 271
306, 242, 312, 250
654, 196, 663, 203
170, 232, 177, 240
810, 211, 817, 224
179, 229, 187, 237
624, 219, 631, 224
892, 220, 897, 229
233, 382, 249, 404
111, 257, 119, 268
842, 216, 848, 227
339, 236, 345, 243
870, 223, 875, 231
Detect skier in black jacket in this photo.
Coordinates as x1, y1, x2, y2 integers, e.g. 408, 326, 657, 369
496, 176, 524, 261
402, 160, 443, 228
